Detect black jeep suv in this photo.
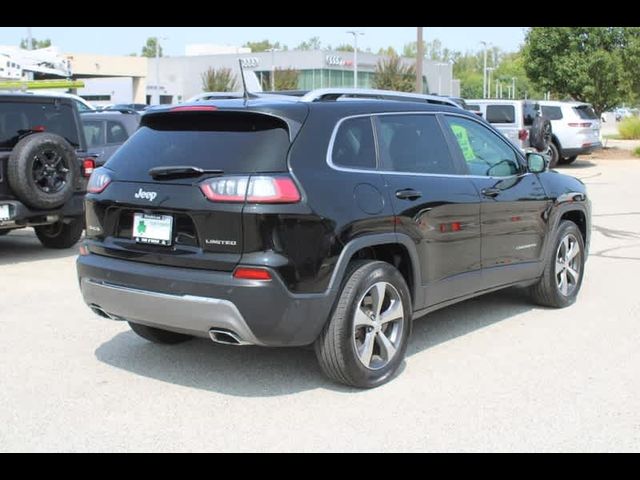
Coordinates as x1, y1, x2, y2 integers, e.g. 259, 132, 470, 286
1, 93, 92, 248
76, 89, 590, 388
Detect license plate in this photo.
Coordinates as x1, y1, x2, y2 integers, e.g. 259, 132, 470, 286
0, 204, 10, 221
132, 213, 173, 246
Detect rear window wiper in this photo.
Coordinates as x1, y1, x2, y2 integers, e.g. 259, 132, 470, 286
148, 166, 224, 180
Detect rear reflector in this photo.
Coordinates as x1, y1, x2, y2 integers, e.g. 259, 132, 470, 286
200, 175, 300, 204
170, 105, 218, 112
233, 267, 272, 281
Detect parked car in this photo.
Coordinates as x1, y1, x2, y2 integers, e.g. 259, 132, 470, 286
466, 99, 553, 163
77, 88, 590, 388
19, 90, 96, 113
0, 93, 93, 247
105, 103, 148, 112
538, 100, 602, 166
81, 111, 141, 166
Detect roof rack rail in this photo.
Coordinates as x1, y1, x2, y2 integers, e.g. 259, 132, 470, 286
299, 88, 462, 108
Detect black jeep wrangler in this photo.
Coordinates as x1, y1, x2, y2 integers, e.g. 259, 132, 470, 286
0, 93, 92, 248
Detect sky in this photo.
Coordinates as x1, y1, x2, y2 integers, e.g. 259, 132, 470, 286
0, 27, 527, 56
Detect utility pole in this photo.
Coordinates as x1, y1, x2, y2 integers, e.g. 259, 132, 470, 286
416, 27, 424, 93
347, 30, 364, 88
486, 67, 494, 99
266, 48, 280, 91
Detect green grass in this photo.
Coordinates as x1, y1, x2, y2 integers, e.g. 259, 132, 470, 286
634, 146, 640, 157
618, 117, 640, 139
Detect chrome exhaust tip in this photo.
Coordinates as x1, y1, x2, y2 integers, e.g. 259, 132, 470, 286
209, 328, 252, 346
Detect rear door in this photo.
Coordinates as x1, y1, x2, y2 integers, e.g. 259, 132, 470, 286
85, 109, 295, 272
442, 114, 550, 288
374, 113, 482, 307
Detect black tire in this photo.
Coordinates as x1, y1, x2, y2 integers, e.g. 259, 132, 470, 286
530, 220, 585, 308
548, 142, 560, 168
315, 260, 412, 388
7, 133, 79, 210
529, 116, 552, 152
561, 155, 578, 165
128, 322, 193, 344
34, 217, 84, 249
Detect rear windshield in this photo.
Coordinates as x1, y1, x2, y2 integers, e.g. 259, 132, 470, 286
105, 111, 291, 176
573, 105, 598, 120
0, 101, 80, 149
486, 105, 515, 124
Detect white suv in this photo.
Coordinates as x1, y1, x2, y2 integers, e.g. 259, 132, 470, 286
538, 100, 602, 165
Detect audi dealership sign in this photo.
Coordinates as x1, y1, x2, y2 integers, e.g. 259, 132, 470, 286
240, 57, 260, 68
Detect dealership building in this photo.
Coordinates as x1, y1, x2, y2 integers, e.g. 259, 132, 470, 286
145, 48, 459, 105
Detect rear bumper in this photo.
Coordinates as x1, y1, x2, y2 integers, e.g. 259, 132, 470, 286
0, 193, 85, 229
561, 142, 602, 158
76, 253, 336, 347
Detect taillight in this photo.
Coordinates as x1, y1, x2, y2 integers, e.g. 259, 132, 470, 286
518, 129, 528, 141
233, 267, 272, 281
87, 169, 112, 194
82, 158, 95, 177
568, 122, 591, 128
200, 175, 300, 204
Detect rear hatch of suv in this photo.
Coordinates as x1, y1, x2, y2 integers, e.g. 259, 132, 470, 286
84, 104, 308, 272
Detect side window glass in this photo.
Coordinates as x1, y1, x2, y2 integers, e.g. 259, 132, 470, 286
106, 121, 128, 144
377, 114, 457, 175
444, 116, 520, 177
83, 121, 104, 148
331, 117, 376, 169
486, 105, 515, 123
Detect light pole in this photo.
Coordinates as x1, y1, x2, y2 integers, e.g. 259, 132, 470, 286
416, 27, 423, 93
435, 62, 448, 95
266, 48, 281, 91
480, 41, 489, 98
346, 30, 364, 88
486, 67, 494, 99
155, 36, 168, 105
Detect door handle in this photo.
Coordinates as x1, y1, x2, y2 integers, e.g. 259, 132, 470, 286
395, 189, 422, 201
481, 188, 501, 198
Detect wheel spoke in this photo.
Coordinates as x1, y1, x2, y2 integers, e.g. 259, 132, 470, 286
561, 237, 569, 259
354, 307, 375, 328
375, 331, 396, 362
372, 283, 386, 319
560, 270, 569, 295
555, 260, 564, 274
566, 265, 579, 284
379, 299, 403, 325
358, 331, 376, 367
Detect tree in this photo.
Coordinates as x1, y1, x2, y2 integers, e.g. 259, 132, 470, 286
201, 67, 238, 92
377, 46, 399, 57
243, 40, 285, 52
296, 36, 322, 50
333, 43, 354, 52
373, 55, 417, 92
522, 27, 640, 114
141, 37, 163, 58
274, 68, 299, 90
19, 38, 51, 49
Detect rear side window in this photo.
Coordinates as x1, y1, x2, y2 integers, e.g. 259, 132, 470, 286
376, 114, 458, 175
0, 101, 79, 149
486, 105, 515, 124
467, 104, 481, 112
106, 121, 128, 144
105, 111, 291, 176
331, 116, 376, 169
542, 106, 563, 120
573, 105, 598, 120
83, 120, 104, 147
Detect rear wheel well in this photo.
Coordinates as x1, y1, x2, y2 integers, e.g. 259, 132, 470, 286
560, 210, 587, 243
350, 243, 414, 302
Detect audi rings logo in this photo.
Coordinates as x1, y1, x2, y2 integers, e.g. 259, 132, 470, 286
240, 57, 259, 68
325, 55, 345, 66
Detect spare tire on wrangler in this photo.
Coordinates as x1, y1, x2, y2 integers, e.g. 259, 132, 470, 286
7, 133, 79, 210
529, 116, 552, 152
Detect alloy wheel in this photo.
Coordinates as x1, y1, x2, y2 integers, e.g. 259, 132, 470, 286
555, 233, 581, 296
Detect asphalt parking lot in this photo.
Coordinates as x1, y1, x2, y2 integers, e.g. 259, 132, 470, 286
1, 157, 640, 452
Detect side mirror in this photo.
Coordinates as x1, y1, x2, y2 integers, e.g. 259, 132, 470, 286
527, 152, 547, 173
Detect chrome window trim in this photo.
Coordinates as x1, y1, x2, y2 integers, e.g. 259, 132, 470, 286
326, 111, 528, 180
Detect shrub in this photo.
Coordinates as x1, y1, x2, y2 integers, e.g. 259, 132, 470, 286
618, 117, 640, 140
634, 146, 640, 157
